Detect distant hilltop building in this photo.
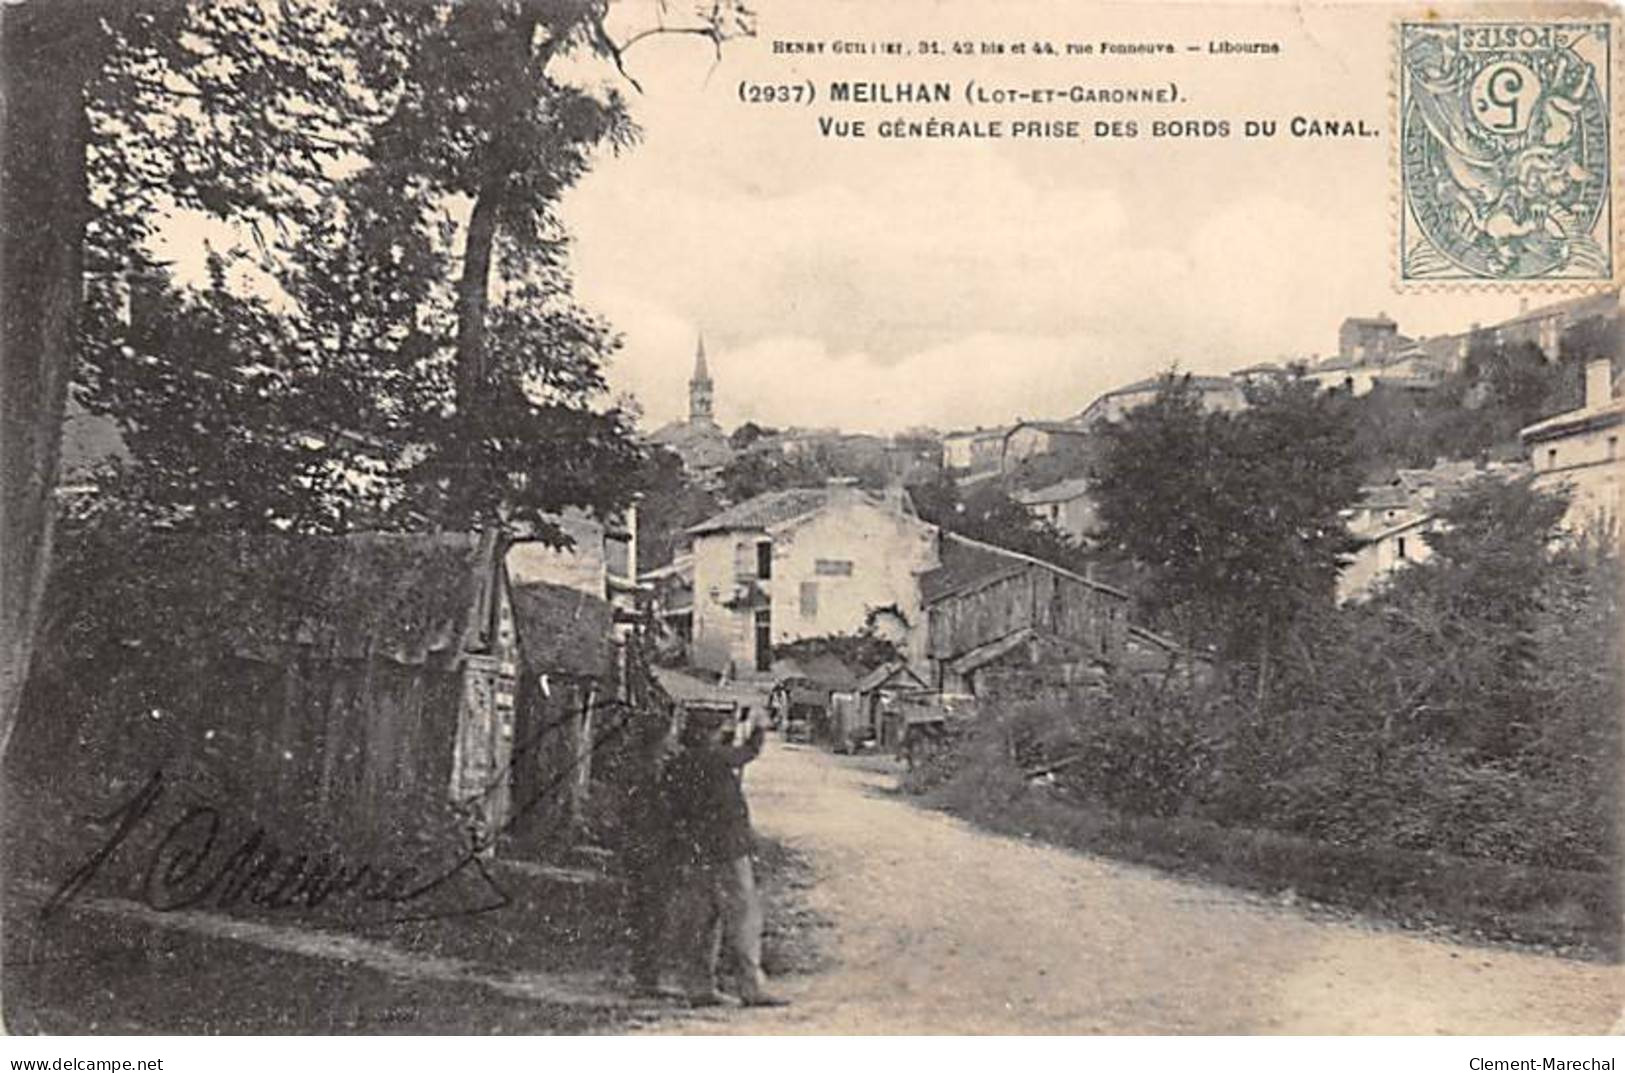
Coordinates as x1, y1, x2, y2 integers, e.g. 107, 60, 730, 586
648, 334, 734, 476
1308, 292, 1620, 396
1072, 374, 1248, 430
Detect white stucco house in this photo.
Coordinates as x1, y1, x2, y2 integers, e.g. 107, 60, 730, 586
1521, 358, 1625, 540
686, 480, 939, 676
1336, 511, 1439, 603
1013, 477, 1098, 543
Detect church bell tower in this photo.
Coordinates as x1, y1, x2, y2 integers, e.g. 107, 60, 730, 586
688, 333, 715, 426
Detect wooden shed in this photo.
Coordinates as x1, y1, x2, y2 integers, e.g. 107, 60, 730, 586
854, 660, 929, 748
18, 531, 522, 853
920, 532, 1131, 695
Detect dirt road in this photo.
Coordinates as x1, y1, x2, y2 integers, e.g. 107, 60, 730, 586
664, 740, 1622, 1035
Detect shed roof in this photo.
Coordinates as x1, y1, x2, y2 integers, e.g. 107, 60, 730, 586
920, 531, 1128, 605
510, 581, 614, 678
855, 660, 928, 693
76, 531, 505, 667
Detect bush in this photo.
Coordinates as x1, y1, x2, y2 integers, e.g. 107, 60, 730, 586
912, 534, 1619, 877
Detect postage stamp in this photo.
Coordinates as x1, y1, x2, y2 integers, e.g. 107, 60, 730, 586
1398, 19, 1614, 284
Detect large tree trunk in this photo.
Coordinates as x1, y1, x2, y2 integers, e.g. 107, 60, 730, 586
0, 4, 106, 757
442, 179, 504, 525
454, 180, 502, 411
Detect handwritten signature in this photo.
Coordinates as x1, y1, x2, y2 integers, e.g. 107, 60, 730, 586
41, 699, 642, 924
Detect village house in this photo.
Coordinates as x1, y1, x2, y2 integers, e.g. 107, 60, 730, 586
1364, 291, 1619, 386
1492, 291, 1620, 361
1232, 361, 1290, 386
1000, 420, 1094, 472
1339, 313, 1405, 365
686, 480, 939, 676
942, 426, 1009, 476
1337, 459, 1530, 602
1012, 476, 1098, 543
1521, 357, 1625, 538
1072, 374, 1248, 429
919, 531, 1129, 695
1337, 511, 1440, 603
1305, 354, 1380, 396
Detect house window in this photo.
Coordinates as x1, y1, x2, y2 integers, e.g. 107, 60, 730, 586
814, 559, 853, 577
1549, 448, 1559, 469
1396, 536, 1407, 560
754, 609, 772, 673
1609, 436, 1618, 462
799, 581, 819, 618
756, 541, 772, 580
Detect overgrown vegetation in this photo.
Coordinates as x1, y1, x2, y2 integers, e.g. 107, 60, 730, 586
909, 457, 1621, 956
1344, 325, 1618, 481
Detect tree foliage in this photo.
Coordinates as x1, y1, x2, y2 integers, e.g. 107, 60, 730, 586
1091, 373, 1363, 666
71, 0, 753, 542
906, 472, 1091, 575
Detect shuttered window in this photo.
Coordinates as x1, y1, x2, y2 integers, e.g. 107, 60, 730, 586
799, 581, 819, 618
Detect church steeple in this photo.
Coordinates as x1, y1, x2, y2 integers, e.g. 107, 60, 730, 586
688, 333, 715, 425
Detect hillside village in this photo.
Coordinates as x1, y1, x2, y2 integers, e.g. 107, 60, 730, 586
39, 276, 1622, 895
620, 289, 1622, 721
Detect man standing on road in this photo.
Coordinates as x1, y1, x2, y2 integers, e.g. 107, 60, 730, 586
662, 703, 789, 1008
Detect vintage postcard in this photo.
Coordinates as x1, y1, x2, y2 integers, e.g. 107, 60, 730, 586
1, 0, 1621, 1047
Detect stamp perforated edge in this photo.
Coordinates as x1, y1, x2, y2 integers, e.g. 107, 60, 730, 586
1391, 8, 1624, 294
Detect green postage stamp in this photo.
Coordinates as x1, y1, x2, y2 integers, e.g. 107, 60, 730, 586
1399, 19, 1614, 284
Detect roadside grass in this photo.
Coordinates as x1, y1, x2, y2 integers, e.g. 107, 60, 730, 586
911, 742, 1620, 962
2, 887, 641, 1034
3, 827, 830, 1033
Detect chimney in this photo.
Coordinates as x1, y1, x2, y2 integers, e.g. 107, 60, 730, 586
1585, 358, 1613, 408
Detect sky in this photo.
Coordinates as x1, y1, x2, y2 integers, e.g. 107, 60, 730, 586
559, 0, 1555, 435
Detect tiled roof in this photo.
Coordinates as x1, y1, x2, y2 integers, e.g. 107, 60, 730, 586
1496, 289, 1619, 328
688, 487, 833, 534
1521, 395, 1625, 442
1104, 374, 1239, 397
1009, 420, 1090, 436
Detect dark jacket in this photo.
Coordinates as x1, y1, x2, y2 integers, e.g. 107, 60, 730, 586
662, 724, 765, 865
